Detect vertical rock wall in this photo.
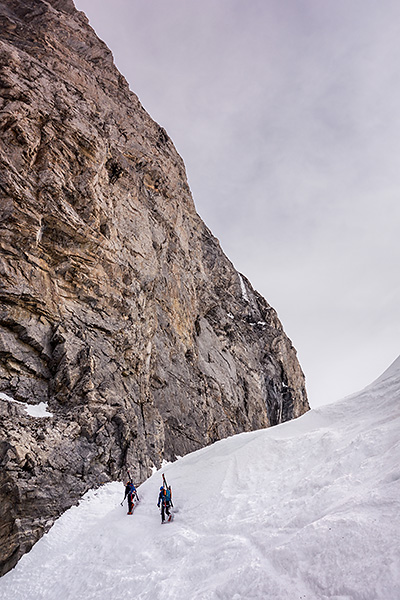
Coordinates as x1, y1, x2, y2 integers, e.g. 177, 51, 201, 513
0, 0, 309, 575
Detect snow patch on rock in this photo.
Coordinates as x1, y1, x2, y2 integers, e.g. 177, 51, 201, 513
238, 273, 249, 302
0, 393, 53, 418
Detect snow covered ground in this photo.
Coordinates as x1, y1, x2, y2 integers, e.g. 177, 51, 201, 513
1, 357, 399, 600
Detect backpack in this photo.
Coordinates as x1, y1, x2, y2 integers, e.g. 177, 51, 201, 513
126, 482, 135, 495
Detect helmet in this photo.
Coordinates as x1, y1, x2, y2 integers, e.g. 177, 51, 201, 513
160, 486, 164, 490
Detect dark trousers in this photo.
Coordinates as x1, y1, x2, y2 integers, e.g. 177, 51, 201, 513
128, 493, 134, 513
161, 501, 171, 522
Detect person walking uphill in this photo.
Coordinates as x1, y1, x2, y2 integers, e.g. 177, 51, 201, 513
123, 480, 137, 515
157, 476, 173, 523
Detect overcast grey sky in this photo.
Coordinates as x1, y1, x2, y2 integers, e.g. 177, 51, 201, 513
75, 0, 399, 407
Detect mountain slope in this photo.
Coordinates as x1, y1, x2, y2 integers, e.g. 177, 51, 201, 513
1, 357, 399, 599
0, 0, 308, 573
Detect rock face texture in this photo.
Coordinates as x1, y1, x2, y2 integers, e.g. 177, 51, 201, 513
0, 0, 309, 575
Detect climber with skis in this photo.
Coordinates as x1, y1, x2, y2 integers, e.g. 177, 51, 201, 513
157, 474, 173, 523
123, 479, 138, 515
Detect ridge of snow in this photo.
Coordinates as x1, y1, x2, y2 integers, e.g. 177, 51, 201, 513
368, 353, 400, 386
1, 363, 399, 599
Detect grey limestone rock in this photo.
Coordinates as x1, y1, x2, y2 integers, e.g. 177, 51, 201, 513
0, 0, 309, 575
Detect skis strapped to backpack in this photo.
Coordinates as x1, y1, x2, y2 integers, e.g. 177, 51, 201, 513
162, 473, 173, 507
159, 474, 174, 524
128, 469, 140, 502
121, 469, 140, 508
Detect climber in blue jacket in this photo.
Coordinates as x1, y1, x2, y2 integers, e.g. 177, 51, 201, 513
123, 480, 137, 515
157, 485, 172, 523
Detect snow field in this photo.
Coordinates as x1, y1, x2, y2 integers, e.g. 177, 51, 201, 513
0, 358, 399, 599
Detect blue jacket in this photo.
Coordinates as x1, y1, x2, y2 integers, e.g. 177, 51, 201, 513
158, 488, 171, 507
125, 482, 136, 499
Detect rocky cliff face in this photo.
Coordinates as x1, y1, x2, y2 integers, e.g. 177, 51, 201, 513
0, 0, 309, 575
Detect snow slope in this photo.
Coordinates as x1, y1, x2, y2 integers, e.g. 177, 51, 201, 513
1, 358, 399, 600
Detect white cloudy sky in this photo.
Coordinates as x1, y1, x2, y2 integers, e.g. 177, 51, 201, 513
74, 0, 399, 407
